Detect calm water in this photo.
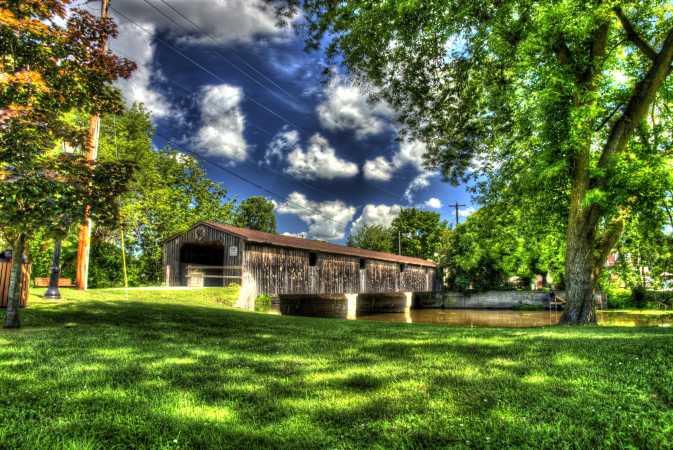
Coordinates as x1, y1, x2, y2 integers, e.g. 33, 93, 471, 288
270, 306, 673, 327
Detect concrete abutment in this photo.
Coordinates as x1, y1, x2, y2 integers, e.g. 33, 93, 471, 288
278, 292, 418, 319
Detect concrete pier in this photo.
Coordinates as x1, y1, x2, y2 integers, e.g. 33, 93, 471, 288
278, 292, 415, 319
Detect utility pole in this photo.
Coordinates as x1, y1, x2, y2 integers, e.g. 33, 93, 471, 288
76, 0, 110, 290
449, 202, 466, 228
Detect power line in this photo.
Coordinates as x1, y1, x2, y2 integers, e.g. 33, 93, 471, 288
155, 0, 300, 104
151, 130, 351, 228
448, 202, 466, 227
109, 5, 307, 132
95, 3, 423, 209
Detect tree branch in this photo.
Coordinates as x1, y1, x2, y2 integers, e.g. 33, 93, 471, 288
614, 7, 657, 62
594, 102, 624, 132
593, 215, 625, 275
597, 25, 673, 170
553, 38, 573, 67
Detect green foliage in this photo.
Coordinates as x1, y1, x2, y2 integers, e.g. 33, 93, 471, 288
441, 206, 565, 291
281, 0, 673, 322
347, 224, 394, 253
609, 214, 673, 290
0, 1, 136, 325
24, 105, 238, 287
606, 287, 673, 309
632, 286, 648, 309
254, 293, 273, 312
1, 289, 672, 448
96, 105, 236, 285
390, 208, 447, 260
0, 2, 136, 239
234, 196, 277, 233
606, 288, 632, 309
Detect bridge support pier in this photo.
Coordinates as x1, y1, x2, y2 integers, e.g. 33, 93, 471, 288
278, 292, 415, 320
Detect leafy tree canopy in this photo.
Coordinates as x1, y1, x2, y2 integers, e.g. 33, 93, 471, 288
234, 196, 277, 233
441, 207, 565, 291
0, 0, 136, 327
390, 208, 447, 261
276, 0, 673, 323
347, 224, 394, 253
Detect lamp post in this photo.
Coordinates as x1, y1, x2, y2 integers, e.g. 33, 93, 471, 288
44, 239, 62, 300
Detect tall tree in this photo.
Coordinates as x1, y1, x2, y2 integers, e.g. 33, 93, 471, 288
276, 0, 673, 323
348, 224, 394, 253
27, 106, 238, 287
0, 1, 135, 327
97, 105, 236, 285
390, 208, 446, 260
234, 196, 277, 233
440, 206, 565, 291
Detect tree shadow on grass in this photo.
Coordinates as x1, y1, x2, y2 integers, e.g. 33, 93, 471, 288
1, 299, 673, 448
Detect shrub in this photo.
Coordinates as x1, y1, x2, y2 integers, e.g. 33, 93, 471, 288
641, 290, 673, 309
254, 294, 273, 312
606, 288, 631, 309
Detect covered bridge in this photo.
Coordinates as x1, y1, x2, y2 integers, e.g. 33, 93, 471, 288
163, 222, 438, 316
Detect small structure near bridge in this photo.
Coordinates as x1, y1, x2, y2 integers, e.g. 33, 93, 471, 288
0, 259, 31, 309
163, 222, 438, 317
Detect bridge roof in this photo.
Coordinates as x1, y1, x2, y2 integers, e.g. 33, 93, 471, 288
202, 222, 437, 268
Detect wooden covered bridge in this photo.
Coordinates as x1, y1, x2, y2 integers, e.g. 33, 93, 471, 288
163, 222, 438, 318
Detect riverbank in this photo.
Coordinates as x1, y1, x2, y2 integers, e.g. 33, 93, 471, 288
1, 288, 672, 448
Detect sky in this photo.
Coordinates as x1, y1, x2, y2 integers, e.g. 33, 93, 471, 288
81, 0, 475, 243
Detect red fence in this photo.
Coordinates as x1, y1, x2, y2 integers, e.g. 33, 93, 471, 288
0, 261, 31, 308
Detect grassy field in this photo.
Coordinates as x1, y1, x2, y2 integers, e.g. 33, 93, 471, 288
1, 288, 672, 449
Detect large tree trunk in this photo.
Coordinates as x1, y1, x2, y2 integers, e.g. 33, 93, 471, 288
3, 233, 26, 329
560, 138, 599, 325
561, 231, 597, 324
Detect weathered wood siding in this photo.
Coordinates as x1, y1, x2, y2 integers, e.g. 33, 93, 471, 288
163, 223, 437, 293
163, 224, 244, 287
243, 243, 435, 295
243, 244, 314, 295
365, 261, 400, 293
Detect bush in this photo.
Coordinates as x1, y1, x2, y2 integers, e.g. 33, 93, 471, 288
606, 287, 673, 309
254, 294, 273, 312
641, 290, 673, 309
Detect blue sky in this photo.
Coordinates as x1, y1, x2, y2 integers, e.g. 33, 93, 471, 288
88, 0, 474, 242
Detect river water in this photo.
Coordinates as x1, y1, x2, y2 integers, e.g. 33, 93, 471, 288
361, 309, 673, 327
269, 306, 673, 327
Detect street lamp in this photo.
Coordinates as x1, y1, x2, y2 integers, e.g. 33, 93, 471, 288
44, 239, 62, 300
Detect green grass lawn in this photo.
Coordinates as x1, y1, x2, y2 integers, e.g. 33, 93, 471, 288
1, 288, 672, 449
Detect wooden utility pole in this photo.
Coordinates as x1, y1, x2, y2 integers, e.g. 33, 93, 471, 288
76, 0, 110, 290
449, 202, 466, 228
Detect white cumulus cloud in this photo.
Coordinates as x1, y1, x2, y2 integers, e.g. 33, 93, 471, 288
264, 127, 300, 165
277, 192, 356, 241
363, 156, 395, 182
109, 22, 171, 119
425, 198, 442, 209
363, 138, 430, 197
394, 139, 427, 171
459, 206, 477, 217
265, 129, 358, 180
111, 0, 289, 45
317, 77, 393, 139
350, 204, 401, 235
282, 231, 308, 239
286, 134, 359, 180
100, 0, 293, 118
195, 84, 248, 162
404, 171, 437, 203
